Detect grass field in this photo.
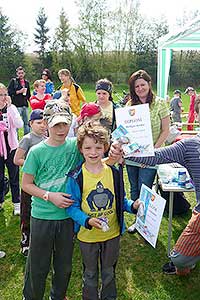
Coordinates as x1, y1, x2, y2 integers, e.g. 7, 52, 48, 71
0, 85, 199, 300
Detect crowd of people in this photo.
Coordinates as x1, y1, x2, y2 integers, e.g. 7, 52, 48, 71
169, 86, 197, 130
0, 66, 200, 300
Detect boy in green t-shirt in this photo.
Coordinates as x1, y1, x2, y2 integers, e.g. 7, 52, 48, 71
22, 100, 83, 300
66, 122, 140, 300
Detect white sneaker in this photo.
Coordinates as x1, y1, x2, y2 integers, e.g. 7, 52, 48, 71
13, 203, 20, 216
128, 222, 137, 234
21, 246, 29, 257
0, 251, 6, 258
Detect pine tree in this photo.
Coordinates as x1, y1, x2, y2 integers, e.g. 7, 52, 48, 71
34, 7, 50, 64
0, 9, 24, 81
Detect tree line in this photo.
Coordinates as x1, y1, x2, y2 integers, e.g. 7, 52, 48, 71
0, 0, 200, 89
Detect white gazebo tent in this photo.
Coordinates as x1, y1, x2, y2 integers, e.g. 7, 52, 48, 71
157, 17, 200, 99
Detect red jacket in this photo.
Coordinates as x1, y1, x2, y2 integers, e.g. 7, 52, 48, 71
30, 94, 51, 110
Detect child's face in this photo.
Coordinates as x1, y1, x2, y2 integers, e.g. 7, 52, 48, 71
59, 74, 69, 84
30, 119, 47, 136
41, 74, 48, 81
36, 82, 46, 94
188, 90, 195, 96
81, 136, 105, 166
0, 88, 7, 109
61, 88, 70, 104
48, 122, 70, 144
96, 90, 110, 105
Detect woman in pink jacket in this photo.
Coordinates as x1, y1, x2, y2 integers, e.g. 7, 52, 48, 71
0, 83, 23, 215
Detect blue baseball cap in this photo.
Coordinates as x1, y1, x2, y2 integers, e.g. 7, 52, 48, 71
53, 91, 62, 99
29, 109, 44, 122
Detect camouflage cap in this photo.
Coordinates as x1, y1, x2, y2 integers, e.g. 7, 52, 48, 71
43, 100, 72, 128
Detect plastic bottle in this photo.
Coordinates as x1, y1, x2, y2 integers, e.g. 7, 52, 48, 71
178, 169, 186, 187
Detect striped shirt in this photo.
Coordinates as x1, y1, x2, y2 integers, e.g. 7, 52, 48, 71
127, 134, 200, 212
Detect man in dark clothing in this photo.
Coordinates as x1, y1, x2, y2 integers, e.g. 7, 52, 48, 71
8, 66, 31, 135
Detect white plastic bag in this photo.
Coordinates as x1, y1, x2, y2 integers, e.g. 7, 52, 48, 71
166, 125, 181, 144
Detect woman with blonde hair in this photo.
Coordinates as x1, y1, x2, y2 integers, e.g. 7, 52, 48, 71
58, 69, 86, 116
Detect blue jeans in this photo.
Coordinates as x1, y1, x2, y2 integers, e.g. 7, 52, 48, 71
170, 250, 200, 269
126, 164, 157, 201
17, 106, 30, 135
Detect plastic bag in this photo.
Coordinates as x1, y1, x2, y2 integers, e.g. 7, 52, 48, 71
166, 125, 181, 144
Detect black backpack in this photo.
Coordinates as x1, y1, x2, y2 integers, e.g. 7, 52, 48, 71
56, 83, 79, 94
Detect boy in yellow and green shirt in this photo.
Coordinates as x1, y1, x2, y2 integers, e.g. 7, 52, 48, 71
66, 122, 140, 300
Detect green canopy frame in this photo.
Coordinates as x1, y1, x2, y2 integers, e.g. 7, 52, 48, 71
157, 17, 200, 98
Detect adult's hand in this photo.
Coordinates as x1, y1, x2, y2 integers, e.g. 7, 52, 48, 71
109, 141, 123, 161
16, 88, 24, 95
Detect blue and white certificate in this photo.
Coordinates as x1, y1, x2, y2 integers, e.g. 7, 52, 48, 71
114, 104, 154, 157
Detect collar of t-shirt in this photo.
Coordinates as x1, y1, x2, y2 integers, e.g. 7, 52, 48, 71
20, 79, 25, 87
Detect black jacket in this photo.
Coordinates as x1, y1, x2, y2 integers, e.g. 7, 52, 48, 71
8, 78, 31, 107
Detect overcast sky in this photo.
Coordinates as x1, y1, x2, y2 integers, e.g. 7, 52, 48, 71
0, 0, 199, 52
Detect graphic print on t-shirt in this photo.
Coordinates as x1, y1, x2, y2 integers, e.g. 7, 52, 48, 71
87, 181, 114, 212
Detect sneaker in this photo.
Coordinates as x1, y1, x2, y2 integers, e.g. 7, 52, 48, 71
190, 263, 196, 270
0, 251, 6, 258
13, 203, 20, 215
21, 246, 29, 257
162, 261, 176, 275
128, 222, 137, 234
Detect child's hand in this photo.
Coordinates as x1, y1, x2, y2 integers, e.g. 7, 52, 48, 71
88, 218, 102, 229
48, 192, 74, 208
133, 199, 141, 210
6, 96, 12, 107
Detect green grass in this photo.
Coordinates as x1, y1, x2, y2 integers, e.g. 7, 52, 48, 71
81, 83, 198, 113
0, 86, 199, 300
0, 178, 198, 300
